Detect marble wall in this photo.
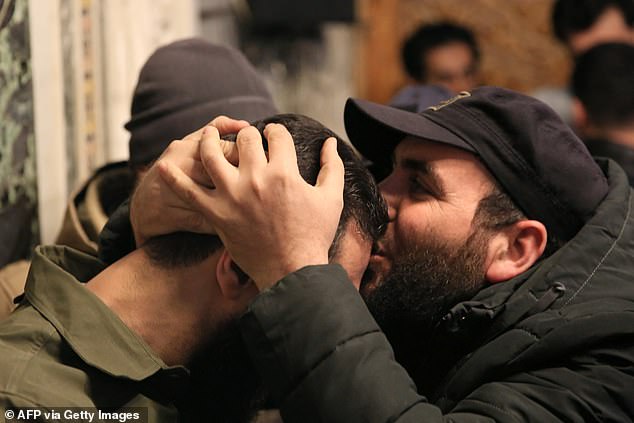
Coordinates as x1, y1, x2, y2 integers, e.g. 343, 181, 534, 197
0, 0, 38, 265
27, 0, 197, 244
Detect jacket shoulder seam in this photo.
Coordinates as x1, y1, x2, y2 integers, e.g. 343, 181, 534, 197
563, 193, 632, 307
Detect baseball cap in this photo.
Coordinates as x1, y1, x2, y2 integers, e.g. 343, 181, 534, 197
388, 84, 453, 113
126, 38, 278, 168
345, 86, 609, 241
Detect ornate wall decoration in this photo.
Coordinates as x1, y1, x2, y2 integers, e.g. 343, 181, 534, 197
0, 0, 38, 265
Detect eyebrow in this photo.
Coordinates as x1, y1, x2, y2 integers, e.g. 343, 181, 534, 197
398, 157, 446, 198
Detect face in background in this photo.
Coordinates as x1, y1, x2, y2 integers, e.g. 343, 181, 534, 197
423, 42, 478, 93
568, 6, 634, 54
360, 137, 498, 394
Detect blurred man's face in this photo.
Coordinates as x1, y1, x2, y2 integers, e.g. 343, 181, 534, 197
568, 7, 634, 55
424, 42, 478, 93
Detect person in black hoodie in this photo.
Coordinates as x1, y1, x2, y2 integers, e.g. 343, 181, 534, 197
571, 42, 634, 186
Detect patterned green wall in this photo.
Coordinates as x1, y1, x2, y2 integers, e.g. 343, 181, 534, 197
0, 0, 38, 266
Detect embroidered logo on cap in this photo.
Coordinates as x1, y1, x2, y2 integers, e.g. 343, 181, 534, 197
427, 91, 471, 111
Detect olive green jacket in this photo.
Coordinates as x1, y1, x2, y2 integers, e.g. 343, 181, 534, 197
0, 246, 186, 421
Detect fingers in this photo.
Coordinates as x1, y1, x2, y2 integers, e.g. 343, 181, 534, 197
236, 126, 267, 171
157, 136, 202, 163
157, 160, 218, 221
164, 206, 216, 235
198, 126, 237, 191
182, 127, 205, 143
316, 137, 345, 201
210, 115, 250, 136
219, 139, 239, 166
264, 123, 298, 170
177, 159, 214, 188
181, 116, 248, 145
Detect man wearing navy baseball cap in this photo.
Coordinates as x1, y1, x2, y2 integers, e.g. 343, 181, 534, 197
116, 87, 634, 421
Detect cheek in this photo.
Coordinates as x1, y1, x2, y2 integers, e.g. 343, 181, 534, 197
390, 204, 475, 252
390, 206, 435, 249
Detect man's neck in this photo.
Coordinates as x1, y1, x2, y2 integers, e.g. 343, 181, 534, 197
86, 250, 218, 366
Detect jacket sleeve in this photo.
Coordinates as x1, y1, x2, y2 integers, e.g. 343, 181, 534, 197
239, 264, 443, 423
239, 265, 632, 423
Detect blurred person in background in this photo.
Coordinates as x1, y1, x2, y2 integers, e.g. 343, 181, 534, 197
571, 42, 634, 186
0, 38, 277, 320
552, 0, 634, 55
401, 22, 480, 94
534, 0, 634, 124
372, 84, 453, 181
388, 84, 453, 114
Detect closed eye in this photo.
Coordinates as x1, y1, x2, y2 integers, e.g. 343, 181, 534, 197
409, 175, 432, 196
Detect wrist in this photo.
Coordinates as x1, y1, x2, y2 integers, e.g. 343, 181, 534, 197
253, 255, 329, 291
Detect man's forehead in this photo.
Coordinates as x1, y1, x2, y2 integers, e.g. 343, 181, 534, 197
394, 136, 496, 189
394, 136, 477, 161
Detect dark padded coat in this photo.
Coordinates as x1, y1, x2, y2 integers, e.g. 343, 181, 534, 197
239, 160, 634, 422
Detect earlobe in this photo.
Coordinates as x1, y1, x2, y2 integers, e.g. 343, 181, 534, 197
216, 250, 257, 302
485, 220, 547, 284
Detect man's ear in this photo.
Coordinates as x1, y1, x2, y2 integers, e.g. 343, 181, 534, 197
216, 250, 258, 304
485, 220, 547, 284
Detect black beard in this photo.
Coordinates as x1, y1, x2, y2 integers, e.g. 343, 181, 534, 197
362, 230, 489, 396
177, 319, 265, 423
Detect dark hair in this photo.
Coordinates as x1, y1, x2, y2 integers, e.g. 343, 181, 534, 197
572, 42, 634, 128
144, 113, 388, 268
473, 186, 563, 260
552, 0, 634, 44
401, 22, 480, 82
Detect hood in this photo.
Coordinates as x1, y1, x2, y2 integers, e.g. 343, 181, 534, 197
434, 158, 634, 403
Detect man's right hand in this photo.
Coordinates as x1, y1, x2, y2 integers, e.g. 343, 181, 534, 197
158, 123, 345, 291
130, 116, 248, 246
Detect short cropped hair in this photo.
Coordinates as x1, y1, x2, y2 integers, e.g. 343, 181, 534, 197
401, 22, 480, 82
474, 185, 563, 259
144, 114, 388, 269
572, 42, 634, 127
552, 0, 634, 43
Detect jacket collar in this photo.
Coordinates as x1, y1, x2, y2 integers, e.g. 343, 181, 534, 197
25, 246, 188, 384
433, 159, 633, 406
585, 138, 634, 186
439, 159, 633, 345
